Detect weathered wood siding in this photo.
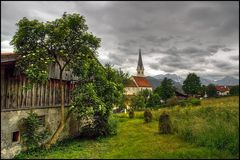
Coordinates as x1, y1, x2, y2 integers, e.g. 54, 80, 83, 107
1, 66, 76, 111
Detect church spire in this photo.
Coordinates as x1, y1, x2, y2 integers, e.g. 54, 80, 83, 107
137, 49, 144, 76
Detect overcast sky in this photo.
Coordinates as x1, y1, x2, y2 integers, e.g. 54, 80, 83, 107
1, 1, 239, 80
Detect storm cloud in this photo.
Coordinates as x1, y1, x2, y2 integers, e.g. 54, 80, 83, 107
1, 1, 239, 80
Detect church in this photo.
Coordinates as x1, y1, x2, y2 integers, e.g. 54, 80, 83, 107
124, 49, 153, 107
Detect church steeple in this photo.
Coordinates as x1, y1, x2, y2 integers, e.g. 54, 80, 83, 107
137, 49, 144, 77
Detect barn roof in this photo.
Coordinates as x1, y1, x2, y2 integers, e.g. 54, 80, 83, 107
1, 53, 17, 64
132, 76, 152, 87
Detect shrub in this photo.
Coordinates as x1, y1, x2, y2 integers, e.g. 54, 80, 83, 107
166, 96, 178, 107
18, 111, 50, 151
106, 116, 118, 135
144, 109, 152, 123
178, 99, 190, 107
80, 114, 118, 138
159, 111, 172, 134
128, 109, 135, 119
189, 98, 201, 106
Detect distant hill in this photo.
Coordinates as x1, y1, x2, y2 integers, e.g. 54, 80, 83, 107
215, 76, 239, 86
146, 76, 184, 93
152, 74, 239, 86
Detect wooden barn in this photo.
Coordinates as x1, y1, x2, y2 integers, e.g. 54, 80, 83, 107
1, 52, 83, 159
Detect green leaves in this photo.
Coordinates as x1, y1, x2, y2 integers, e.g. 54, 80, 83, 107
182, 73, 202, 96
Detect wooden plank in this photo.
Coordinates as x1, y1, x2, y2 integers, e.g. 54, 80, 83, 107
40, 83, 44, 107
48, 79, 52, 106
53, 80, 56, 106
12, 79, 17, 109
32, 84, 36, 107
1, 67, 6, 110
44, 82, 48, 107
37, 84, 41, 107
22, 77, 27, 107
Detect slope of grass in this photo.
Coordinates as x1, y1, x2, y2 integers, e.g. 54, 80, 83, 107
15, 96, 239, 159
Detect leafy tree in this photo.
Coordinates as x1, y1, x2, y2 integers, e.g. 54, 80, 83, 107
206, 84, 218, 97
138, 89, 152, 104
146, 93, 161, 108
11, 13, 100, 148
130, 95, 146, 110
199, 85, 206, 97
230, 85, 239, 96
156, 78, 175, 102
71, 61, 129, 137
182, 73, 202, 97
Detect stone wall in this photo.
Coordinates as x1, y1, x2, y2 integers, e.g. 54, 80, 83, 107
1, 107, 79, 159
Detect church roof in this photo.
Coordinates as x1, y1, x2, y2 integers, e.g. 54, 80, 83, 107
125, 79, 137, 87
132, 76, 152, 87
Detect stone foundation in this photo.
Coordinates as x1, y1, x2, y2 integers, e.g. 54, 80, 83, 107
1, 107, 83, 159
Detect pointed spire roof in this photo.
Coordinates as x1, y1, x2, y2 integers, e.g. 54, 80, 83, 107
138, 49, 143, 69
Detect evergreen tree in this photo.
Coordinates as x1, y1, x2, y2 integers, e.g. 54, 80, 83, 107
182, 73, 202, 97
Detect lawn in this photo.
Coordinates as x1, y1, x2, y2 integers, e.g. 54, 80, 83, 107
15, 96, 239, 159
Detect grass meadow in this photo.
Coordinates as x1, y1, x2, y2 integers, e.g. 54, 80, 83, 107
15, 96, 239, 159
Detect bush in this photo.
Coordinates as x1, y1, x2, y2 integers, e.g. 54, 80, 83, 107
106, 116, 118, 135
189, 98, 201, 106
166, 96, 178, 107
159, 111, 172, 134
144, 109, 152, 123
129, 109, 135, 119
18, 111, 50, 151
178, 99, 190, 107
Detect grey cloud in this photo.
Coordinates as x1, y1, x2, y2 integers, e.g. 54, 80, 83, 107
1, 1, 238, 79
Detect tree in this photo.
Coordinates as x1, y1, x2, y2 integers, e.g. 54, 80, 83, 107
71, 61, 129, 137
11, 13, 101, 148
130, 95, 146, 110
138, 89, 152, 104
206, 84, 218, 97
156, 78, 175, 102
230, 85, 239, 96
182, 73, 202, 97
199, 85, 206, 97
146, 93, 161, 108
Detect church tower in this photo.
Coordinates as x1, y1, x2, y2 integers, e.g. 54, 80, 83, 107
136, 49, 144, 77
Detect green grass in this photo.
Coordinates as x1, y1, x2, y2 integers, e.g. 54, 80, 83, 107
15, 96, 239, 159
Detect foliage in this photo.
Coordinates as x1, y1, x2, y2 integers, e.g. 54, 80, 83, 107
138, 89, 152, 104
130, 95, 146, 110
11, 12, 100, 84
143, 109, 152, 123
71, 60, 129, 138
11, 12, 101, 147
199, 85, 206, 97
18, 111, 50, 151
182, 73, 202, 96
166, 96, 178, 107
206, 84, 218, 97
155, 78, 175, 102
159, 111, 172, 134
146, 93, 161, 108
178, 99, 190, 107
230, 85, 239, 96
189, 98, 201, 106
129, 109, 135, 119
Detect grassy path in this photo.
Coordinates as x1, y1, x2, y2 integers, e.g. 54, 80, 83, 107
16, 117, 234, 159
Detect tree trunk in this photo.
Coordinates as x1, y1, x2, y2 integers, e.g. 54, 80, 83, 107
44, 69, 66, 149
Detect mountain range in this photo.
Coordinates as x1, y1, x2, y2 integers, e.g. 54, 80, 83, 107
146, 74, 239, 90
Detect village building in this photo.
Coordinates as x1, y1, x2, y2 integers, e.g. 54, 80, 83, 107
215, 85, 230, 96
124, 49, 152, 108
0, 52, 89, 159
